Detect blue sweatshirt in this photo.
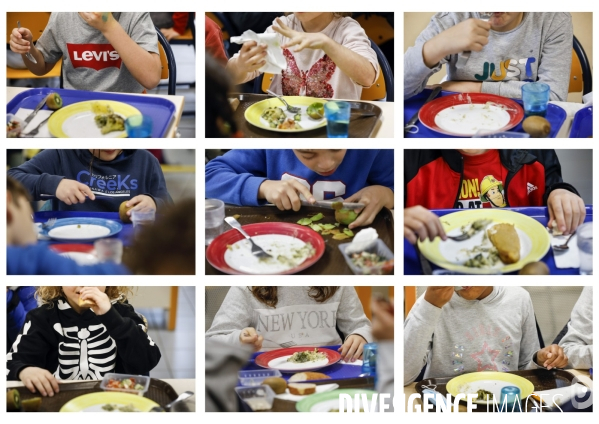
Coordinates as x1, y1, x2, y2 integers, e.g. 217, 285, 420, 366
7, 244, 129, 275
8, 149, 172, 212
205, 149, 394, 206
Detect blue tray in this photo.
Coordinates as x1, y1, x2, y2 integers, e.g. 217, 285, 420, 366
405, 89, 566, 138
7, 87, 176, 138
569, 106, 593, 138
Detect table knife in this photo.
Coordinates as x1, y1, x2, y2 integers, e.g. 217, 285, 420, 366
300, 200, 365, 210
22, 97, 47, 127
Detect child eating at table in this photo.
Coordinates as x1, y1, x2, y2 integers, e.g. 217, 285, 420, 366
226, 12, 379, 100
9, 13, 161, 93
404, 149, 586, 244
206, 286, 372, 362
404, 12, 572, 100
205, 149, 394, 229
7, 177, 128, 275
559, 286, 593, 369
404, 286, 568, 385
7, 286, 161, 396
8, 149, 172, 214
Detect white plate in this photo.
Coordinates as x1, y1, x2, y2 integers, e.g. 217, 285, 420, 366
456, 380, 513, 405
267, 355, 330, 372
224, 234, 311, 274
48, 224, 111, 240
62, 111, 126, 138
59, 251, 99, 266
435, 104, 511, 136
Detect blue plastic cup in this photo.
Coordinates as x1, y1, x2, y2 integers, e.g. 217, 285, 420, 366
499, 385, 521, 412
324, 101, 350, 138
126, 115, 153, 138
521, 83, 550, 117
361, 342, 377, 376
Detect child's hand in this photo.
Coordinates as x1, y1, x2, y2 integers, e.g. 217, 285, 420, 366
536, 344, 568, 370
78, 12, 116, 33
9, 27, 33, 55
126, 195, 157, 215
239, 327, 264, 351
338, 334, 367, 362
79, 287, 111, 315
258, 180, 315, 211
424, 286, 454, 309
547, 189, 586, 235
160, 27, 181, 42
423, 18, 490, 67
19, 366, 60, 397
440, 81, 482, 93
344, 185, 394, 229
274, 18, 328, 53
56, 179, 96, 205
371, 297, 394, 341
237, 40, 268, 74
404, 206, 447, 244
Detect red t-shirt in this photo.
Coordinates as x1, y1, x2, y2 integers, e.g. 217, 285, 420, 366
205, 16, 228, 66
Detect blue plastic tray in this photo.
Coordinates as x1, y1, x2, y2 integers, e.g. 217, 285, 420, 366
569, 106, 593, 138
7, 87, 176, 138
405, 89, 566, 138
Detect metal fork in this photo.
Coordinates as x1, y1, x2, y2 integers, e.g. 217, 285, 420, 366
262, 337, 297, 348
21, 115, 51, 137
41, 217, 57, 229
17, 21, 38, 64
446, 219, 492, 241
266, 89, 301, 114
224, 216, 273, 259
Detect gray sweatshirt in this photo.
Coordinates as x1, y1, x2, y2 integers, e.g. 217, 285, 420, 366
35, 13, 159, 93
404, 287, 541, 385
560, 286, 593, 369
206, 286, 372, 350
404, 12, 573, 101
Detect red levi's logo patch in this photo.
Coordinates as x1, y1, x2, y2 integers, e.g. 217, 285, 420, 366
67, 43, 122, 71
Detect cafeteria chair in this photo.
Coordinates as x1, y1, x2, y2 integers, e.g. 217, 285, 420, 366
253, 38, 394, 102
156, 26, 177, 95
570, 35, 592, 96
551, 320, 570, 345
169, 12, 196, 50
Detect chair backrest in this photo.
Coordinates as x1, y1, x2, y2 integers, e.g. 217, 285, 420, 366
572, 35, 592, 96
155, 26, 177, 95
355, 13, 394, 46
6, 12, 51, 43
569, 49, 583, 93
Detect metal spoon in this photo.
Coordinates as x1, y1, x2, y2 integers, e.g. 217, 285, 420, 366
266, 89, 301, 114
553, 231, 576, 251
17, 21, 38, 64
164, 391, 194, 410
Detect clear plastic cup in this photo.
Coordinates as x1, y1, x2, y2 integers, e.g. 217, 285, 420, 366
94, 238, 123, 264
577, 222, 593, 275
324, 101, 350, 138
126, 115, 153, 138
521, 83, 550, 117
131, 210, 156, 227
205, 199, 225, 245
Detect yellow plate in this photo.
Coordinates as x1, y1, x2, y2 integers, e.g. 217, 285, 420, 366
417, 209, 550, 274
446, 371, 534, 405
59, 391, 159, 412
48, 100, 141, 138
245, 96, 328, 132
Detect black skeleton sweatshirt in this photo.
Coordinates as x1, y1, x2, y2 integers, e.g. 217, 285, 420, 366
6, 298, 161, 381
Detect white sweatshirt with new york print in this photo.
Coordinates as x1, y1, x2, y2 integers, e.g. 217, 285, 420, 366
206, 286, 372, 350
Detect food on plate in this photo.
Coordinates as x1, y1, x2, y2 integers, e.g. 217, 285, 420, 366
278, 118, 301, 130
464, 251, 500, 268
335, 209, 358, 225
7, 388, 21, 411
288, 383, 316, 396
45, 92, 63, 110
289, 372, 331, 382
259, 242, 316, 267
119, 200, 133, 223
261, 107, 302, 130
518, 261, 550, 275
105, 377, 144, 391
262, 377, 287, 394
101, 403, 140, 412
287, 348, 327, 364
294, 113, 301, 121
522, 116, 551, 138
475, 389, 494, 401
7, 118, 21, 138
350, 251, 394, 273
92, 102, 125, 135
21, 397, 42, 412
487, 223, 521, 264
78, 295, 96, 309
306, 102, 325, 119
458, 219, 492, 238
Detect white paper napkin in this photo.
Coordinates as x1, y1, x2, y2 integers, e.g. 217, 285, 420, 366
339, 359, 364, 366
551, 233, 580, 269
275, 383, 339, 401
230, 30, 286, 74
15, 108, 53, 137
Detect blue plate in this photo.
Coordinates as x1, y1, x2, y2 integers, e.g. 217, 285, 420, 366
569, 106, 593, 138
39, 218, 122, 242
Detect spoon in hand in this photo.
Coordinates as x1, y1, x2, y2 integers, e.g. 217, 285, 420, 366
553, 231, 576, 251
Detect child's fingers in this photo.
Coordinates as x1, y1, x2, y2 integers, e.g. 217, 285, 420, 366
354, 343, 365, 360
24, 379, 37, 394
338, 343, 349, 359
344, 339, 359, 362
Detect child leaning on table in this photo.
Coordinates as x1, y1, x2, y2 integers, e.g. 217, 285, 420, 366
7, 286, 161, 396
404, 286, 568, 385
9, 13, 161, 93
226, 12, 379, 100
403, 149, 586, 244
7, 149, 172, 214
6, 176, 128, 275
404, 12, 572, 100
206, 286, 372, 362
205, 149, 394, 229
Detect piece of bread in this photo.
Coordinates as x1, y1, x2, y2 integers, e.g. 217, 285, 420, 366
288, 372, 331, 382
288, 383, 316, 396
262, 377, 287, 394
78, 297, 96, 308
487, 223, 520, 264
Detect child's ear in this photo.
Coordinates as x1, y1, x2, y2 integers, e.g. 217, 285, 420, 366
6, 192, 13, 224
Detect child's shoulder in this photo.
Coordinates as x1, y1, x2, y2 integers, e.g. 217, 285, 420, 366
498, 286, 532, 305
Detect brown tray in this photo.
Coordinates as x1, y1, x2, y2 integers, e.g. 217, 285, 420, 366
205, 205, 394, 275
9, 378, 189, 412
231, 93, 383, 138
414, 369, 578, 412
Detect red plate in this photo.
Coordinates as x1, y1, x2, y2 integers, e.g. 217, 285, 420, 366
255, 347, 341, 373
49, 244, 94, 254
206, 222, 325, 275
419, 93, 524, 136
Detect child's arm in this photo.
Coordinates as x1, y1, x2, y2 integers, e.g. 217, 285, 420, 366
79, 13, 161, 90
125, 152, 172, 214
336, 288, 373, 356
206, 287, 256, 347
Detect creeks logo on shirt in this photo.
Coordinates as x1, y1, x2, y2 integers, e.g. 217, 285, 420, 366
474, 57, 536, 82
66, 43, 122, 71
77, 170, 137, 197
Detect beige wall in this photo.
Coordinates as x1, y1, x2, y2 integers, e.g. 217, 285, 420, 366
404, 12, 592, 102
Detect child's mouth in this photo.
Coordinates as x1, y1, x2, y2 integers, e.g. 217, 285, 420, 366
318, 168, 336, 176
